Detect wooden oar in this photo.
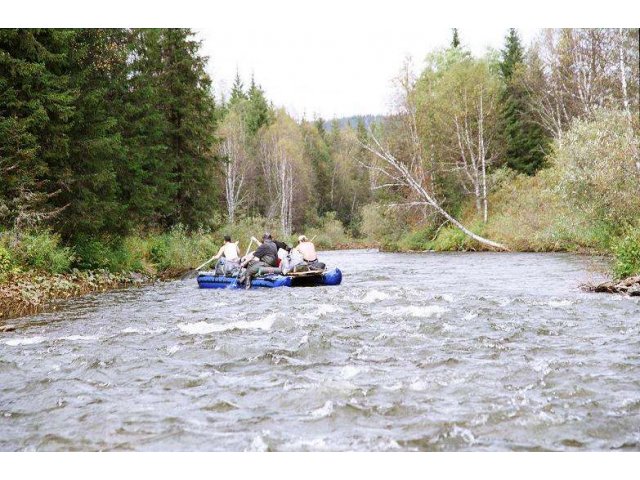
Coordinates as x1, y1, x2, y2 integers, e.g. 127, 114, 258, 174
180, 240, 240, 280
245, 237, 256, 256
180, 255, 217, 280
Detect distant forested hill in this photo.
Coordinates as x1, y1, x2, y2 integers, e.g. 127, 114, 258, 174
324, 114, 386, 130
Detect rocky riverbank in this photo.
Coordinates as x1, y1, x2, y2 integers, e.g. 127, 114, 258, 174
583, 275, 640, 296
0, 270, 153, 322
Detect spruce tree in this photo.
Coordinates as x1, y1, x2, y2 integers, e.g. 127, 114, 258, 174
245, 76, 272, 136
0, 29, 75, 230
59, 28, 129, 239
303, 119, 333, 216
157, 28, 218, 229
229, 70, 246, 105
451, 28, 460, 48
499, 28, 548, 175
120, 28, 175, 229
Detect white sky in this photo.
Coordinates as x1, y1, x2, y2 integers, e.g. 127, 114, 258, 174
196, 10, 539, 119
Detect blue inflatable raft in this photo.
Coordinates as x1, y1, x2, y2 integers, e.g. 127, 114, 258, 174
197, 268, 342, 289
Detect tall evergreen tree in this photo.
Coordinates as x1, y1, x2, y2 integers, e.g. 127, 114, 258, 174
229, 70, 246, 105
157, 28, 219, 228
0, 29, 75, 230
451, 28, 461, 48
245, 75, 272, 136
120, 28, 175, 229
499, 28, 548, 174
58, 28, 130, 239
303, 119, 333, 217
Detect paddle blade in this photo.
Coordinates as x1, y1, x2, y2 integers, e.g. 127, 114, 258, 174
179, 269, 199, 281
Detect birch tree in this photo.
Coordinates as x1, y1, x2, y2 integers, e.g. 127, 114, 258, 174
523, 29, 639, 139
360, 61, 508, 251
218, 106, 249, 223
258, 110, 309, 235
435, 60, 501, 223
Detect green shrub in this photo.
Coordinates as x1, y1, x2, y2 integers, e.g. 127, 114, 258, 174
18, 231, 73, 274
0, 244, 14, 278
427, 222, 486, 251
74, 237, 113, 270
398, 225, 437, 251
148, 225, 218, 271
73, 235, 151, 273
103, 240, 145, 273
428, 225, 468, 251
303, 212, 349, 249
360, 203, 408, 246
611, 227, 640, 279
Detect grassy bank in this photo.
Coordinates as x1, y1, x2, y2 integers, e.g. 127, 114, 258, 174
370, 184, 640, 282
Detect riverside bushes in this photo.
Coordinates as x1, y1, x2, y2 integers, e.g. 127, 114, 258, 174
422, 111, 638, 255
0, 231, 74, 275
0, 215, 356, 282
612, 227, 640, 279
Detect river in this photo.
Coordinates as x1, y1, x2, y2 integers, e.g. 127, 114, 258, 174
1, 250, 639, 451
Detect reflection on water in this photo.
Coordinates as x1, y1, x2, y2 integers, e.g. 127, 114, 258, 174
1, 250, 639, 451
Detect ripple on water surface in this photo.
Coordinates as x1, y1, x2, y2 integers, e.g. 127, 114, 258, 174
1, 251, 639, 451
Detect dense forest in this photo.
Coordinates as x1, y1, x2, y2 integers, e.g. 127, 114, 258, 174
0, 28, 639, 283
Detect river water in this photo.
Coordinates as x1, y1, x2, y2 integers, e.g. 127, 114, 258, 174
1, 250, 639, 451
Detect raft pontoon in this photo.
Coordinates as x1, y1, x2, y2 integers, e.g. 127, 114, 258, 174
197, 268, 342, 289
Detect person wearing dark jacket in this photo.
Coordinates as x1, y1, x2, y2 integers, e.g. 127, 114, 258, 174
252, 233, 278, 266
240, 233, 281, 288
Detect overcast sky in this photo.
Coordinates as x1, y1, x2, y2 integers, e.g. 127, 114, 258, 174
195, 4, 539, 120
6, 1, 630, 121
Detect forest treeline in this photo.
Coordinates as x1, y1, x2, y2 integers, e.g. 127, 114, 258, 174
0, 28, 639, 280
360, 28, 639, 278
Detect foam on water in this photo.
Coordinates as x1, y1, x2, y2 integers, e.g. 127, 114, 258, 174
393, 305, 449, 318
409, 379, 428, 391
5, 336, 47, 346
249, 435, 269, 452
61, 335, 99, 342
549, 300, 573, 308
315, 304, 343, 315
359, 290, 390, 303
121, 327, 140, 334
449, 425, 476, 444
340, 365, 364, 379
310, 400, 334, 418
178, 313, 276, 334
382, 382, 403, 391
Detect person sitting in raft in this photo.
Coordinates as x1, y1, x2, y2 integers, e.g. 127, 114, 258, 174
212, 235, 240, 276
240, 233, 281, 288
250, 234, 291, 264
291, 235, 325, 271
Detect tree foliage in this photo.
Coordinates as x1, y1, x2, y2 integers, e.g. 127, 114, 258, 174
499, 28, 549, 175
0, 28, 219, 239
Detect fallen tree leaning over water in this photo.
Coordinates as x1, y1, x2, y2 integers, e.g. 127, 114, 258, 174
582, 275, 640, 296
359, 130, 509, 251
